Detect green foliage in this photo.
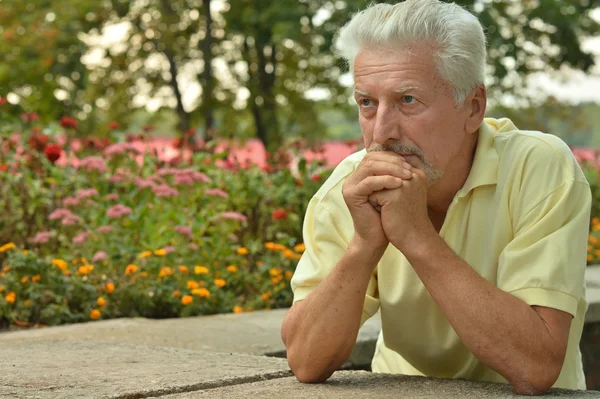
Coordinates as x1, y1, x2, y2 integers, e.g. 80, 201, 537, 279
1, 0, 597, 144
0, 120, 332, 329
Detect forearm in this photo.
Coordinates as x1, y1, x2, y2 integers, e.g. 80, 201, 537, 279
282, 238, 384, 382
405, 234, 566, 394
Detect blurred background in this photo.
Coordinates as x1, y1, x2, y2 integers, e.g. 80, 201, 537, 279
1, 0, 600, 149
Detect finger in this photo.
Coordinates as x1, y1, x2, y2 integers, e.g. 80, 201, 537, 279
353, 175, 403, 198
351, 158, 413, 183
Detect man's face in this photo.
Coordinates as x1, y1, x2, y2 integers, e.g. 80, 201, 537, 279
353, 46, 472, 184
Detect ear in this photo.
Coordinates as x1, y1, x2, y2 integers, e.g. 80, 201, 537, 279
464, 86, 487, 135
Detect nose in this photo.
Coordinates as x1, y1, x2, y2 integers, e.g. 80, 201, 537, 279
372, 103, 401, 145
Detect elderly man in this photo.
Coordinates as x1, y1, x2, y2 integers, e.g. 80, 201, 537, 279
281, 0, 591, 395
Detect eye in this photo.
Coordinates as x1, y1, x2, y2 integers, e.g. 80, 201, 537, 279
360, 98, 373, 107
403, 95, 415, 104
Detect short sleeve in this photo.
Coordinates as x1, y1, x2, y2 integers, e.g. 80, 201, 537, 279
498, 179, 591, 317
290, 195, 380, 326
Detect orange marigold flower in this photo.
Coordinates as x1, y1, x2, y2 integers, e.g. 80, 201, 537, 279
140, 272, 148, 278
261, 292, 272, 301
595, 250, 600, 258
105, 282, 115, 294
588, 254, 593, 262
294, 243, 305, 253
32, 274, 41, 283
236, 247, 249, 255
52, 259, 68, 270
97, 297, 106, 307
589, 236, 598, 245
233, 306, 243, 313
21, 276, 29, 284
25, 300, 31, 307
194, 266, 209, 275
214, 278, 226, 288
0, 242, 16, 253
264, 242, 276, 250
139, 251, 152, 258
5, 292, 16, 304
90, 309, 101, 320
226, 265, 238, 273
246, 306, 254, 312
0, 286, 4, 293
269, 268, 282, 277
187, 280, 199, 290
78, 265, 91, 275
154, 249, 167, 256
283, 249, 295, 259
159, 266, 173, 277
172, 290, 181, 298
588, 245, 593, 252
178, 265, 189, 273
192, 288, 210, 298
181, 295, 193, 305
285, 271, 293, 280
256, 261, 264, 266
273, 244, 287, 251
125, 264, 138, 275
2, 265, 9, 272
271, 275, 283, 285
63, 270, 71, 276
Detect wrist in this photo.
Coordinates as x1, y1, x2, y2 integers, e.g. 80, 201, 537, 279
349, 235, 388, 265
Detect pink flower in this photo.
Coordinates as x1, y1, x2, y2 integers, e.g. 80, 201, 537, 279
103, 142, 142, 156
76, 188, 98, 200
61, 215, 80, 226
77, 156, 108, 173
174, 175, 195, 186
104, 193, 119, 201
96, 225, 114, 234
107, 204, 132, 219
49, 208, 74, 220
92, 251, 108, 262
134, 177, 156, 189
219, 212, 248, 223
205, 188, 228, 198
63, 196, 80, 207
32, 231, 53, 244
72, 232, 89, 244
107, 175, 124, 183
163, 245, 176, 254
152, 184, 178, 197
174, 225, 193, 238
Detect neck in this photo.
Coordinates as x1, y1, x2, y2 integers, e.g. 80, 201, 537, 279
427, 131, 479, 214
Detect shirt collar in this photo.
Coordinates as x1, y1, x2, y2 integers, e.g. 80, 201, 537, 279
456, 119, 499, 198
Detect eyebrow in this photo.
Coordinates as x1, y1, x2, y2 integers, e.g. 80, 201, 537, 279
354, 86, 424, 97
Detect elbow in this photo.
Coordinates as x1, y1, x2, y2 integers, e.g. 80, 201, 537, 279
286, 346, 337, 384
509, 359, 563, 396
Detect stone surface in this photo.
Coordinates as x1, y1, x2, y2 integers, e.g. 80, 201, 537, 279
160, 371, 600, 399
0, 308, 382, 370
0, 339, 291, 399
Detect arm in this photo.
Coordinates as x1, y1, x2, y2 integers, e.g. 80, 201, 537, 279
406, 232, 571, 395
281, 238, 384, 383
369, 169, 587, 395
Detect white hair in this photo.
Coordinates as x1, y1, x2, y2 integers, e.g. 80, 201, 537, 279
334, 0, 487, 105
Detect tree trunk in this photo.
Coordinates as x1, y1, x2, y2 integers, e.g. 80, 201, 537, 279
165, 50, 190, 133
201, 0, 215, 141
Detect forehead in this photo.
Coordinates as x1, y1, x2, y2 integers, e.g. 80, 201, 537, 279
353, 46, 442, 94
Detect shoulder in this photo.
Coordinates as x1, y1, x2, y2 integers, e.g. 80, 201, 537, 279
490, 118, 588, 186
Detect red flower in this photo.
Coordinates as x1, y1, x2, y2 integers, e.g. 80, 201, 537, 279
0, 97, 6, 105
172, 138, 183, 149
44, 144, 62, 163
60, 116, 78, 129
20, 113, 38, 123
310, 174, 321, 182
28, 133, 50, 151
272, 208, 288, 221
0, 164, 8, 172
108, 121, 119, 130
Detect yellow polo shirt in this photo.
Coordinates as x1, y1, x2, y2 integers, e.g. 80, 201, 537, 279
291, 118, 591, 390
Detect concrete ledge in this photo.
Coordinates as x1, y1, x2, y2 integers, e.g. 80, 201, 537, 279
0, 339, 291, 399
586, 266, 600, 323
161, 370, 599, 398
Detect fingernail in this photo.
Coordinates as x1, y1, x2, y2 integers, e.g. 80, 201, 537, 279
395, 178, 403, 183
403, 162, 412, 168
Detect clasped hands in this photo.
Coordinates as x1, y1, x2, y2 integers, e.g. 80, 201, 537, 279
342, 151, 434, 253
